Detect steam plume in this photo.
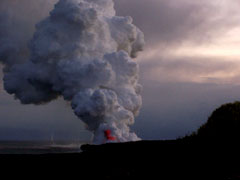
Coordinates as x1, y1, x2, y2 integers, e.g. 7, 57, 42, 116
0, 0, 144, 144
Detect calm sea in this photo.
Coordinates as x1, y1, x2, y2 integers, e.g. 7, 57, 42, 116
0, 141, 86, 154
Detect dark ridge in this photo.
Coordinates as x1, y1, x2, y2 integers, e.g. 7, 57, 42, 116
183, 101, 240, 142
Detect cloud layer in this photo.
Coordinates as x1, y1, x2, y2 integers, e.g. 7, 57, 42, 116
1, 0, 240, 140
114, 0, 240, 85
115, 0, 240, 46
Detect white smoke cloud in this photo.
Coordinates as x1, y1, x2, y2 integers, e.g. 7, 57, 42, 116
0, 0, 144, 144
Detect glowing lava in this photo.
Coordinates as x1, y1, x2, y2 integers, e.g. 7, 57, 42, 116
104, 130, 116, 141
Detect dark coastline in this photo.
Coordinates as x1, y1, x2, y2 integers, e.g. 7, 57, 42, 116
0, 140, 239, 179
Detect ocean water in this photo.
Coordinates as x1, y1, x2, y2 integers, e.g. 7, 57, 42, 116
0, 141, 86, 154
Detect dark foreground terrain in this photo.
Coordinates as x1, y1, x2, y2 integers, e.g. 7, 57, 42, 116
0, 139, 239, 179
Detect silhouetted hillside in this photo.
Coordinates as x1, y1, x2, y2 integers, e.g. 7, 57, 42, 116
184, 101, 240, 142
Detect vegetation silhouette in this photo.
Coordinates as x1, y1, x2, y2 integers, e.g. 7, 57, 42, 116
184, 101, 240, 142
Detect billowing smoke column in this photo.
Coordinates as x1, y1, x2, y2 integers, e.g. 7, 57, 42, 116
0, 0, 144, 144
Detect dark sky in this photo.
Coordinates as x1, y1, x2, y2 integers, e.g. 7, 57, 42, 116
1, 0, 240, 141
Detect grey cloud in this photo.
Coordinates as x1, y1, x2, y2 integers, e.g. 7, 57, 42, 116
141, 56, 239, 74
0, 65, 3, 86
0, 0, 57, 71
139, 56, 240, 83
0, 0, 57, 42
114, 0, 240, 47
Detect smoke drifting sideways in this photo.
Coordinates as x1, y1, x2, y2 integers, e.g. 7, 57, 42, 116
0, 0, 145, 144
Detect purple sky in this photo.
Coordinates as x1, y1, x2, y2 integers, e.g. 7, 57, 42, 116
1, 0, 240, 141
